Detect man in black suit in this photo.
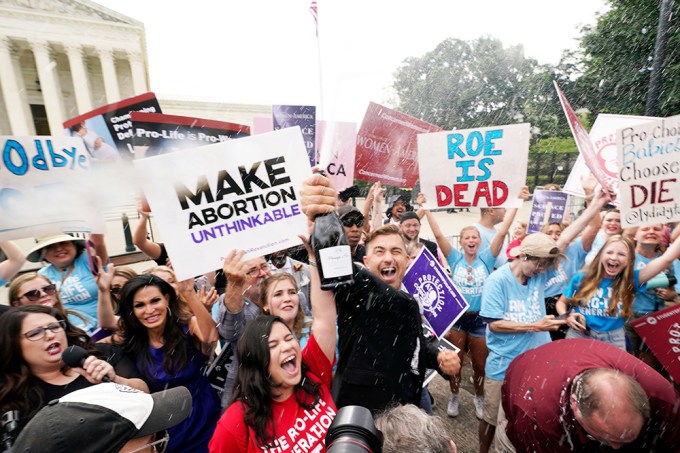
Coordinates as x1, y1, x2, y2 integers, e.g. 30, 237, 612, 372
300, 174, 460, 414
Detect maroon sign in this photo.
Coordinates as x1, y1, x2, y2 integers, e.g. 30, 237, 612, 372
630, 304, 680, 383
355, 102, 441, 188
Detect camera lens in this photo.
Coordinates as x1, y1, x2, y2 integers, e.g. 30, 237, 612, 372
326, 406, 382, 453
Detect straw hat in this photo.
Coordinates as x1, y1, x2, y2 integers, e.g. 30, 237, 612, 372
26, 234, 86, 262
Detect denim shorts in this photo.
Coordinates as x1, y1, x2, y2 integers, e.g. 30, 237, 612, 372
451, 313, 487, 338
565, 326, 626, 350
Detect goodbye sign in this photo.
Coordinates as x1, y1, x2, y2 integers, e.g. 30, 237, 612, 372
418, 123, 530, 209
0, 136, 101, 239
616, 115, 680, 227
133, 127, 313, 280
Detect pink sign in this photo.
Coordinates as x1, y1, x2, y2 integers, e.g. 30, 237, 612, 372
355, 102, 442, 188
316, 120, 356, 192
554, 82, 611, 193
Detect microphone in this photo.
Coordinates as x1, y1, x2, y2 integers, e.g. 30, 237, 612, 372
62, 345, 111, 383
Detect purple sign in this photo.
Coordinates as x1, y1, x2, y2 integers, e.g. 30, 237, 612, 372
528, 190, 569, 233
402, 247, 469, 338
273, 105, 316, 166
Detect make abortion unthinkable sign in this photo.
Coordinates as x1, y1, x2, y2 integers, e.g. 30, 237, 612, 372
616, 114, 680, 228
133, 127, 313, 280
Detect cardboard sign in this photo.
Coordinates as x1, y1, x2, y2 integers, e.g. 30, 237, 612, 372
63, 92, 161, 160
0, 136, 102, 239
630, 304, 680, 383
563, 114, 656, 197
316, 120, 356, 192
130, 112, 249, 159
402, 247, 469, 338
273, 105, 316, 166
133, 127, 313, 280
418, 123, 530, 209
528, 190, 569, 233
355, 102, 442, 188
616, 115, 680, 227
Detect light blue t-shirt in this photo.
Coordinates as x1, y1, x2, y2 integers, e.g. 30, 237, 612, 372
39, 252, 98, 333
480, 265, 553, 380
564, 270, 643, 331
544, 239, 588, 298
633, 253, 664, 314
474, 223, 508, 269
447, 247, 495, 312
675, 260, 680, 294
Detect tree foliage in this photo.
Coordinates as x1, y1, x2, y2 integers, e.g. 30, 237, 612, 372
574, 0, 680, 117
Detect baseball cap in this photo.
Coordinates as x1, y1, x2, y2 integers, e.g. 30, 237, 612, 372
509, 232, 561, 258
399, 211, 420, 224
12, 383, 192, 453
337, 205, 364, 221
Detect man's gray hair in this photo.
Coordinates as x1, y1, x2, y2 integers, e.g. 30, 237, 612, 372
374, 404, 453, 453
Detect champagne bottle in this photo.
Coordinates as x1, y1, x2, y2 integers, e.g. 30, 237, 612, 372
311, 179, 354, 290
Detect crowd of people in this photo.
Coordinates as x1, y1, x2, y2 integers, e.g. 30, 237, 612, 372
1, 173, 680, 453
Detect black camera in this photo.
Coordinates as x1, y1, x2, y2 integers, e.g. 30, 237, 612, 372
326, 406, 382, 453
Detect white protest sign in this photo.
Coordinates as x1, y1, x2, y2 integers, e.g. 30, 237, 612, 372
417, 123, 530, 209
0, 136, 102, 240
616, 115, 680, 227
563, 113, 656, 197
133, 127, 313, 280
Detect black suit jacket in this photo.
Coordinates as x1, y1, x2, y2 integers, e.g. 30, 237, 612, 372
332, 266, 440, 414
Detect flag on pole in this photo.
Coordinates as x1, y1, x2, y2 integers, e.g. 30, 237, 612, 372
309, 0, 318, 36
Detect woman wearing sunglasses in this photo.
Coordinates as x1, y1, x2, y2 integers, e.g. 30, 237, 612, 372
26, 233, 109, 334
0, 305, 148, 437
9, 272, 64, 311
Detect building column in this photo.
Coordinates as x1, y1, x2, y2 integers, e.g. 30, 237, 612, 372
0, 36, 31, 135
64, 43, 93, 113
30, 40, 65, 135
98, 47, 120, 103
127, 50, 147, 94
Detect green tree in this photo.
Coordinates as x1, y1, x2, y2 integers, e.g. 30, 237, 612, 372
575, 0, 680, 117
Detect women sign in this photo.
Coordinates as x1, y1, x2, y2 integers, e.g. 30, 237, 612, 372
417, 123, 529, 209
616, 115, 680, 227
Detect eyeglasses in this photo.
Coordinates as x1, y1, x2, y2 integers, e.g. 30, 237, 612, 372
110, 286, 122, 297
20, 284, 57, 301
246, 263, 270, 278
341, 218, 364, 228
124, 432, 169, 453
524, 256, 555, 269
22, 320, 66, 341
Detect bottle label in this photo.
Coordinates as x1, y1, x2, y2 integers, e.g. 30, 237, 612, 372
318, 245, 353, 278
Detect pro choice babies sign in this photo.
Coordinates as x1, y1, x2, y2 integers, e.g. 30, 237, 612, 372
418, 123, 530, 209
134, 127, 312, 280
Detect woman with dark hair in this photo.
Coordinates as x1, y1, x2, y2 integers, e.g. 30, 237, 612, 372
209, 238, 337, 452
0, 305, 147, 435
115, 274, 220, 453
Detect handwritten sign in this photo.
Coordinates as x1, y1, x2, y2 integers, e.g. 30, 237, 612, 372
616, 115, 680, 227
418, 123, 530, 208
133, 127, 313, 280
355, 102, 442, 188
528, 190, 568, 233
402, 247, 469, 338
630, 303, 680, 383
0, 136, 102, 239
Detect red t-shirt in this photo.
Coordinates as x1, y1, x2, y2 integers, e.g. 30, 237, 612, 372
209, 334, 337, 453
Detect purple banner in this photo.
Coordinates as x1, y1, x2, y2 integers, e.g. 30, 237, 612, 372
273, 105, 316, 166
528, 190, 569, 233
402, 247, 469, 338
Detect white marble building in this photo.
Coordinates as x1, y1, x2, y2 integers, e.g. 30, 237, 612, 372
0, 0, 269, 136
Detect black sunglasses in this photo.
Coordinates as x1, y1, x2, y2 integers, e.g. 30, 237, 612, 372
20, 284, 57, 301
342, 218, 364, 228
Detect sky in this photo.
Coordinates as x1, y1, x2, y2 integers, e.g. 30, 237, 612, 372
96, 0, 609, 125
